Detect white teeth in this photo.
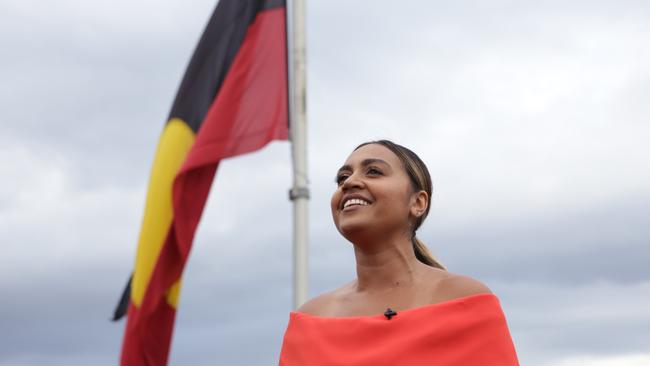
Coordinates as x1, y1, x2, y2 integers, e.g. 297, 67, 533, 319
343, 198, 370, 208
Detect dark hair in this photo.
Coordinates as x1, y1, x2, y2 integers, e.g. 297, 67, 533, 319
354, 140, 446, 270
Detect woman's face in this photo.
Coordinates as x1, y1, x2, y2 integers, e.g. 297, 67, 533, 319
330, 144, 420, 243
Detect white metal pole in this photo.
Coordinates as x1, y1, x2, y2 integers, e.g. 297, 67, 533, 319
288, 0, 309, 310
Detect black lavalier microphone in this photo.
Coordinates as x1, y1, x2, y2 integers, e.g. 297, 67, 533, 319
384, 308, 397, 320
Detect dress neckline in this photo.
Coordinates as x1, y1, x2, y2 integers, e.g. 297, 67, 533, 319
290, 292, 496, 321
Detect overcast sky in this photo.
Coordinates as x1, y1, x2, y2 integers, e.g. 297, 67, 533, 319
1, 0, 649, 365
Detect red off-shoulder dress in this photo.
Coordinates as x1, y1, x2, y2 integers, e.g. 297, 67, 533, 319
278, 293, 519, 366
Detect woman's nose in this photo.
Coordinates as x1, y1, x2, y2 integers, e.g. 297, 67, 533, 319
342, 172, 364, 190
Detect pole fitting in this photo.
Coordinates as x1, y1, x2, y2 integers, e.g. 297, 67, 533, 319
289, 187, 310, 200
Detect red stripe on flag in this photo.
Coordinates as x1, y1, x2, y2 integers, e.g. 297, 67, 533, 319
121, 302, 176, 365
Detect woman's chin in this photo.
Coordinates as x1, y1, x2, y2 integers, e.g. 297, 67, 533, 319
337, 221, 374, 243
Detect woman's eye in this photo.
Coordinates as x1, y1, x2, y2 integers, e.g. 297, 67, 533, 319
335, 174, 349, 185
367, 167, 382, 175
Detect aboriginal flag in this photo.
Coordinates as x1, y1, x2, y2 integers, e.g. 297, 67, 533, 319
115, 0, 288, 364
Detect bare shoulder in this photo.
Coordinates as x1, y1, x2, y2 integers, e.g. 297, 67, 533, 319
296, 281, 355, 316
429, 270, 492, 303
296, 293, 333, 315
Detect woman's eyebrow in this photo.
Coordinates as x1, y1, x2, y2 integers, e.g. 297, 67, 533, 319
336, 158, 391, 174
360, 158, 390, 168
336, 164, 352, 175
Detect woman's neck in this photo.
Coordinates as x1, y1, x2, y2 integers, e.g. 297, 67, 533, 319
352, 235, 426, 293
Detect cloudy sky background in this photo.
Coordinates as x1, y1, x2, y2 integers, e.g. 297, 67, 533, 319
1, 0, 649, 365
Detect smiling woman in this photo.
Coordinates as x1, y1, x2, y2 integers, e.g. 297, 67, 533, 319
332, 140, 445, 270
277, 140, 519, 366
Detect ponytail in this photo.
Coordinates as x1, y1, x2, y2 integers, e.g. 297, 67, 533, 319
412, 237, 446, 270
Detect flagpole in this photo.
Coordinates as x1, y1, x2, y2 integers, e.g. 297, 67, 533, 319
288, 0, 309, 309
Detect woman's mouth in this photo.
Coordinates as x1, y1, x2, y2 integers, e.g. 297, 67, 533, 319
342, 198, 371, 212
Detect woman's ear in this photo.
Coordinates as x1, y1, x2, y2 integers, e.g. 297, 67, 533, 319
410, 190, 428, 218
